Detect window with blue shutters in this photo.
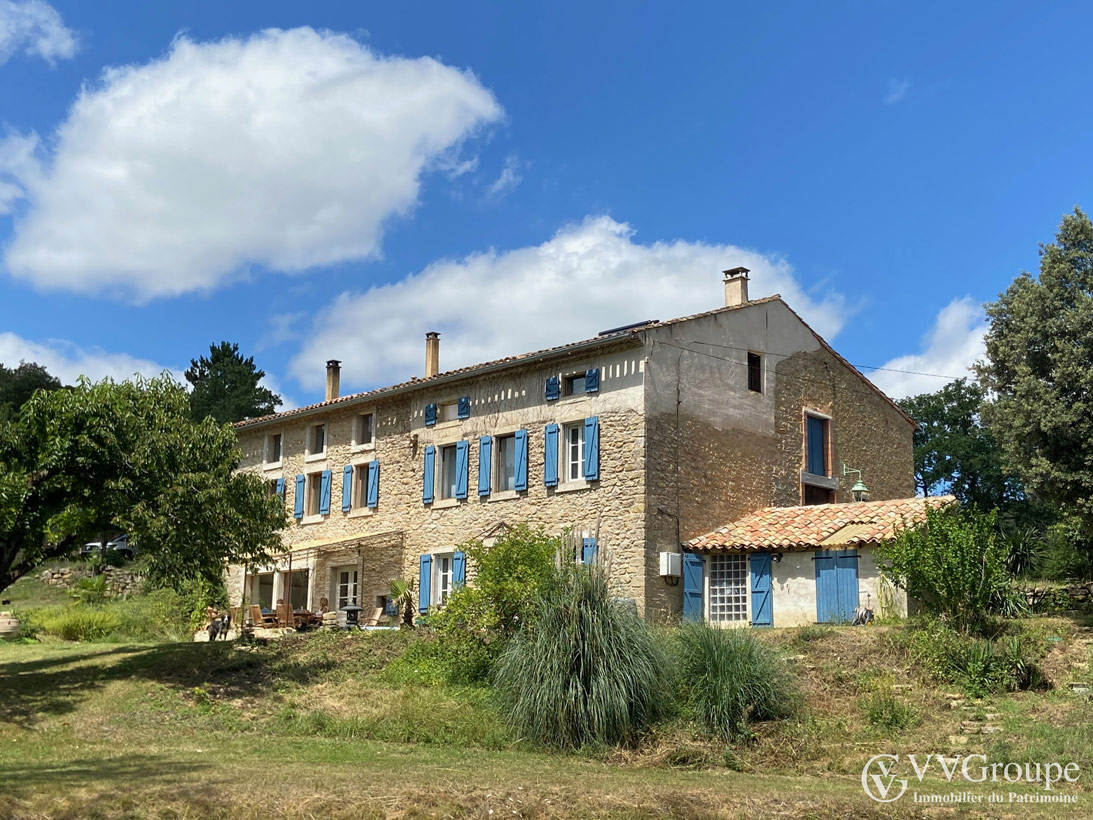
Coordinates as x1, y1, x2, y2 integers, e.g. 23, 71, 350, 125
422, 445, 435, 504
682, 553, 704, 623
457, 396, 471, 419
545, 376, 560, 401
366, 461, 379, 508
478, 436, 492, 496
425, 403, 437, 427
275, 477, 285, 501
455, 440, 469, 499
543, 424, 559, 486
418, 554, 432, 613
318, 469, 332, 516
806, 415, 828, 476
585, 368, 600, 393
514, 428, 528, 491
341, 464, 353, 512
582, 416, 599, 480
293, 474, 305, 519
453, 551, 466, 588
581, 537, 597, 564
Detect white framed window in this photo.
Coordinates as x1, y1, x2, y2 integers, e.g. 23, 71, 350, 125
264, 432, 282, 465
495, 433, 517, 492
563, 422, 585, 483
562, 374, 587, 397
353, 464, 369, 509
439, 444, 458, 500
334, 566, 358, 610
708, 554, 748, 624
438, 401, 459, 422
354, 412, 375, 448
434, 553, 454, 606
306, 472, 323, 516
307, 423, 326, 457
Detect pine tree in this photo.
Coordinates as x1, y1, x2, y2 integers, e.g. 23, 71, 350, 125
185, 342, 281, 424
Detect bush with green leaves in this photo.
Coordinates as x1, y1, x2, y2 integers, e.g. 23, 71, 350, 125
69, 574, 108, 605
878, 505, 1010, 634
862, 691, 919, 734
674, 623, 797, 740
492, 559, 669, 749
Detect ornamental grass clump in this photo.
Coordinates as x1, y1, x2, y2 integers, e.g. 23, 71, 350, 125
676, 622, 798, 740
492, 560, 669, 749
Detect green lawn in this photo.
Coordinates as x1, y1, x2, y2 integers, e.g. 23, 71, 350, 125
2, 627, 1091, 820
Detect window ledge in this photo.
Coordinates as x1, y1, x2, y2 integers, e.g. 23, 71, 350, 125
347, 507, 375, 519
554, 480, 590, 494
262, 461, 283, 472
488, 490, 520, 503
431, 498, 460, 509
432, 419, 462, 431
557, 394, 592, 406
304, 452, 327, 463
351, 442, 376, 453
800, 471, 838, 490
300, 514, 325, 525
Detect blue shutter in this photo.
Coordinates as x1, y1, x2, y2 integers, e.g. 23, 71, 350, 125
682, 553, 704, 623
341, 464, 353, 512
581, 537, 598, 564
366, 461, 380, 508
835, 551, 860, 622
418, 554, 432, 613
384, 598, 397, 617
457, 396, 471, 419
583, 416, 599, 480
543, 424, 559, 487
807, 416, 826, 475
750, 554, 773, 627
478, 436, 492, 496
585, 368, 600, 393
453, 551, 466, 588
455, 439, 469, 499
422, 445, 435, 504
815, 551, 838, 623
514, 428, 528, 491
319, 469, 332, 515
293, 475, 305, 518
545, 376, 560, 401
275, 477, 285, 501
425, 403, 437, 427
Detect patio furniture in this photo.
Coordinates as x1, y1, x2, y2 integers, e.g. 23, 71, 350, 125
250, 605, 277, 628
361, 607, 385, 628
276, 602, 295, 629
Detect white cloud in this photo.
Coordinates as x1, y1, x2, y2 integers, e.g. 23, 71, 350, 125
257, 373, 296, 412
289, 216, 847, 391
884, 77, 911, 105
486, 154, 523, 200
0, 332, 183, 385
0, 0, 76, 66
0, 27, 502, 301
867, 296, 987, 399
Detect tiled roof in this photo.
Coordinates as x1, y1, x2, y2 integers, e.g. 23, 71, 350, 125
234, 295, 783, 431
685, 496, 955, 552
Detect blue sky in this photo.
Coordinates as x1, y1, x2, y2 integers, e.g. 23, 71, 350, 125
0, 1, 1089, 407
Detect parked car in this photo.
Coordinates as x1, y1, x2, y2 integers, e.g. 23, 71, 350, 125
79, 535, 137, 561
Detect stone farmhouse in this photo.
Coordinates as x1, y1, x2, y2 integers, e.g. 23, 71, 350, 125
228, 269, 919, 626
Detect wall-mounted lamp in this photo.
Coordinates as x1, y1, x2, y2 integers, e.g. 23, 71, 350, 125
771, 552, 782, 563
842, 463, 870, 502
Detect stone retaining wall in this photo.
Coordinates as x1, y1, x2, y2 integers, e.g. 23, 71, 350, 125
39, 565, 145, 598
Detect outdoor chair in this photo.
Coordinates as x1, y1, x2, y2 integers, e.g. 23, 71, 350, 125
361, 607, 384, 628
276, 602, 295, 629
250, 605, 277, 628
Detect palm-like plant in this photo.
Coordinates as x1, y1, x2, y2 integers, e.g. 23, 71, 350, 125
389, 578, 417, 628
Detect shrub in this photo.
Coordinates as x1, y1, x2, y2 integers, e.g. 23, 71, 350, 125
69, 574, 108, 605
862, 691, 919, 734
675, 623, 798, 740
878, 506, 1010, 633
493, 560, 669, 749
38, 607, 121, 641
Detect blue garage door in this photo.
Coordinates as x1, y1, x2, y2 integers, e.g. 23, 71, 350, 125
815, 549, 859, 623
750, 553, 773, 627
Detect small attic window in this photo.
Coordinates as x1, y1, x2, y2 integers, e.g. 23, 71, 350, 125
747, 353, 762, 393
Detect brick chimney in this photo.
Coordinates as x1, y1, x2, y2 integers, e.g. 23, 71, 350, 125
325, 359, 341, 402
425, 332, 440, 378
723, 267, 750, 307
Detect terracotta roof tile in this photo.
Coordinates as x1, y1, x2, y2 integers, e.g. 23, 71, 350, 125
685, 496, 955, 552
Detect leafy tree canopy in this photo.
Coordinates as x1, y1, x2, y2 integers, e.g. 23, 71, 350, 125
978, 208, 1093, 530
899, 378, 1023, 510
185, 341, 280, 425
0, 375, 285, 592
0, 361, 63, 419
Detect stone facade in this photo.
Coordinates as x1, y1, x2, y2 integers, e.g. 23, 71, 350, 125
229, 295, 915, 624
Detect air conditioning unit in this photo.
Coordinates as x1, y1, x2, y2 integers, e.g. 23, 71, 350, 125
659, 551, 681, 579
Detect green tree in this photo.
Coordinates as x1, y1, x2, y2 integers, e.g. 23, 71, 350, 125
185, 342, 280, 424
898, 378, 1023, 509
978, 208, 1093, 532
0, 361, 62, 419
877, 506, 1011, 634
0, 375, 285, 592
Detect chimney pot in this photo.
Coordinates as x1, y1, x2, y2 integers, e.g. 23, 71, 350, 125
425, 332, 440, 378
723, 267, 750, 307
325, 359, 341, 402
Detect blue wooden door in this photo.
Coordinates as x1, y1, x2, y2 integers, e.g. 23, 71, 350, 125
815, 549, 859, 623
750, 553, 773, 626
